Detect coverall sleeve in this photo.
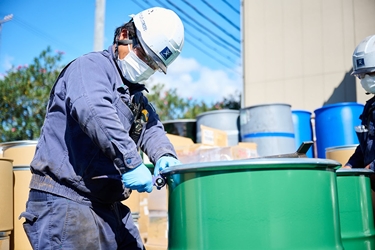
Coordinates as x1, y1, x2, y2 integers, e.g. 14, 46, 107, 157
137, 98, 177, 164
346, 144, 365, 168
65, 56, 143, 170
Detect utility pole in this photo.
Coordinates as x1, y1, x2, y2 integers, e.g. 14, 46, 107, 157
0, 14, 13, 55
94, 0, 105, 51
0, 14, 13, 28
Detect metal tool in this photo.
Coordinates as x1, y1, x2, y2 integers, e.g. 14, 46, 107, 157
153, 174, 167, 190
260, 141, 314, 158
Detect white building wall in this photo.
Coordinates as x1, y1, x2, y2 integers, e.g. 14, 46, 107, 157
242, 0, 375, 112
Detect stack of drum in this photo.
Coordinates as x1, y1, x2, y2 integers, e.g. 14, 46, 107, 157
0, 140, 37, 250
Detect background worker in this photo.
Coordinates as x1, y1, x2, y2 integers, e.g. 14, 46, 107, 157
19, 7, 183, 249
344, 34, 375, 190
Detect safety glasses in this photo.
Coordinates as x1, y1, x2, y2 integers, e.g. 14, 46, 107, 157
132, 39, 161, 71
354, 72, 375, 79
354, 73, 367, 79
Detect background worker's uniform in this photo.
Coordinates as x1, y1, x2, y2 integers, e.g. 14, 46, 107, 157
346, 95, 375, 190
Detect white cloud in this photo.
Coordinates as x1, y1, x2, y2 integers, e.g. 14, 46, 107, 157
2, 55, 14, 72
147, 56, 242, 104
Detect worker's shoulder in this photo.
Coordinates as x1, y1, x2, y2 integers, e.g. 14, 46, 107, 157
72, 50, 113, 70
79, 50, 110, 62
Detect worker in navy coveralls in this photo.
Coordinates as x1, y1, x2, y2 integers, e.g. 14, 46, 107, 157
20, 7, 184, 249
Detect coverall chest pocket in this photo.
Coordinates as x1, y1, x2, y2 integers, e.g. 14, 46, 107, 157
114, 88, 134, 132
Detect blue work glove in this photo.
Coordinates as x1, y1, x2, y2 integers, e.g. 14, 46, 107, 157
121, 163, 153, 193
154, 156, 181, 177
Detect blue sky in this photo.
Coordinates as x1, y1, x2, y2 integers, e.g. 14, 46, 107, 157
0, 0, 242, 104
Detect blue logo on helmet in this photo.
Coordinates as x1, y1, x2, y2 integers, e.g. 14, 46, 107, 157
357, 58, 365, 67
160, 47, 172, 60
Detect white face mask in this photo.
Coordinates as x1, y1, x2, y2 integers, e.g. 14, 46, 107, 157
117, 49, 155, 83
360, 74, 375, 94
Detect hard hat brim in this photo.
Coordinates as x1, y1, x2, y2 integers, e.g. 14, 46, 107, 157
351, 67, 375, 75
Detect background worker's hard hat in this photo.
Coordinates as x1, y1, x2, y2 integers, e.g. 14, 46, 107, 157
352, 34, 375, 75
131, 7, 184, 74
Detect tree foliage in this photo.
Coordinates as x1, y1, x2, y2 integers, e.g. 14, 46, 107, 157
146, 83, 241, 122
0, 47, 240, 142
0, 47, 64, 142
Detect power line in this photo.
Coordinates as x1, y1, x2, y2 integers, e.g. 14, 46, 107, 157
185, 36, 241, 76
131, 0, 241, 72
181, 0, 240, 44
161, 0, 240, 55
201, 0, 240, 31
184, 28, 240, 65
11, 16, 81, 54
222, 0, 240, 15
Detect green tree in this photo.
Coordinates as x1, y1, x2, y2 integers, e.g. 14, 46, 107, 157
0, 46, 240, 142
146, 83, 241, 121
146, 83, 218, 121
0, 47, 64, 142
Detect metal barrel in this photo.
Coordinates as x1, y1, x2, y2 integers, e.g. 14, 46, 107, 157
240, 103, 295, 156
314, 102, 363, 158
162, 119, 197, 143
336, 169, 375, 250
196, 109, 239, 146
163, 158, 344, 250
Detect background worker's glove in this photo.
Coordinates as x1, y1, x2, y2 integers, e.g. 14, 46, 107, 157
154, 156, 181, 177
121, 163, 153, 193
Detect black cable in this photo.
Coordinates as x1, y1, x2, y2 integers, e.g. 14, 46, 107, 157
181, 0, 240, 44
132, 0, 242, 73
222, 0, 240, 15
11, 16, 80, 54
131, 0, 149, 11
201, 0, 240, 31
161, 0, 240, 55
138, 0, 240, 57
185, 36, 242, 76
185, 28, 240, 64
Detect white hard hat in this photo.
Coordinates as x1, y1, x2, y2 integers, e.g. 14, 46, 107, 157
352, 35, 375, 76
131, 7, 184, 74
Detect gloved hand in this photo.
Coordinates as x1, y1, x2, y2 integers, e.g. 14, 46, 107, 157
121, 163, 153, 193
154, 156, 181, 177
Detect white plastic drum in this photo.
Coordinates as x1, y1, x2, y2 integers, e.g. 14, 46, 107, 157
196, 109, 240, 146
1, 140, 37, 250
240, 103, 295, 157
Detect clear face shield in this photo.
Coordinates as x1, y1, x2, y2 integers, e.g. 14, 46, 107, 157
132, 38, 161, 72
134, 29, 168, 74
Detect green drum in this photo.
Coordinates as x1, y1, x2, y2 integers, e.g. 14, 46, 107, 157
162, 158, 344, 250
336, 169, 375, 250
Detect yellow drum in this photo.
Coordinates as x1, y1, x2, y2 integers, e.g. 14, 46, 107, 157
121, 191, 141, 231
1, 140, 37, 250
0, 232, 11, 250
325, 144, 358, 167
0, 158, 13, 232
0, 158, 13, 250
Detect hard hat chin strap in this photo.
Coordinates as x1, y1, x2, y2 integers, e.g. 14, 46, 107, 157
115, 38, 133, 59
117, 39, 133, 46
